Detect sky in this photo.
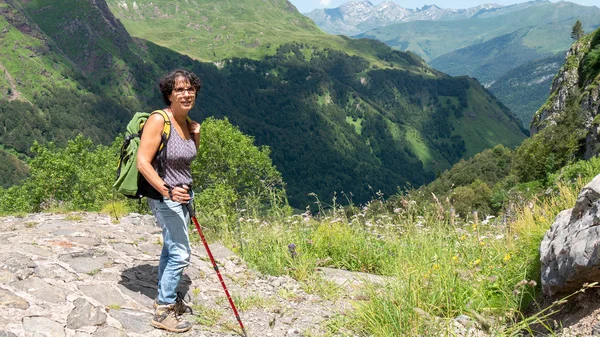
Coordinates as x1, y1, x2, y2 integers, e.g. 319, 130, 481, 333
288, 0, 600, 13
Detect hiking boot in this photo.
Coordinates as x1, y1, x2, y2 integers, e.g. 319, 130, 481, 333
153, 292, 193, 315
151, 304, 193, 333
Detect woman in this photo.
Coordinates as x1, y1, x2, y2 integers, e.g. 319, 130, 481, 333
137, 69, 201, 333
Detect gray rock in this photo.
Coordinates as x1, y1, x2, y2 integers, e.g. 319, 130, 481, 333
135, 242, 162, 256
0, 331, 17, 337
92, 326, 126, 337
67, 297, 107, 329
196, 243, 236, 261
0, 288, 29, 309
317, 267, 386, 286
113, 242, 139, 255
286, 328, 300, 336
23, 316, 65, 337
2, 252, 36, 280
117, 284, 155, 308
68, 236, 102, 246
108, 309, 154, 333
35, 264, 77, 282
540, 174, 600, 295
593, 321, 600, 336
14, 243, 53, 257
0, 270, 16, 284
58, 249, 111, 274
78, 284, 128, 307
10, 277, 67, 303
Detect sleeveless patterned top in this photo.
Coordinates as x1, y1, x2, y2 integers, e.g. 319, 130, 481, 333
154, 122, 197, 188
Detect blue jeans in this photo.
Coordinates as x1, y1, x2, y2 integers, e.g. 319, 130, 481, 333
148, 196, 192, 305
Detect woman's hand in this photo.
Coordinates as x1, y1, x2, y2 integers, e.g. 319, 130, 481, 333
188, 121, 200, 135
170, 185, 191, 204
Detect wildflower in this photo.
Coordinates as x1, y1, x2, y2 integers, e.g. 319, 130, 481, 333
473, 259, 481, 266
433, 263, 440, 270
287, 244, 298, 259
460, 235, 467, 241
516, 280, 528, 287
503, 253, 511, 262
452, 255, 459, 262
472, 224, 477, 231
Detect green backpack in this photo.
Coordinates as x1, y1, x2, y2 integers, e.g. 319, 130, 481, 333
113, 110, 172, 199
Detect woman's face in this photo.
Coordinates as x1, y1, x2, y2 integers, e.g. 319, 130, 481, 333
168, 77, 196, 111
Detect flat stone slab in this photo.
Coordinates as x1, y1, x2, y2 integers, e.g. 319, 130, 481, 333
109, 309, 154, 334
67, 298, 107, 329
59, 250, 112, 274
0, 288, 29, 309
10, 277, 67, 303
92, 326, 126, 337
317, 267, 387, 287
195, 242, 236, 261
78, 284, 128, 307
22, 316, 65, 337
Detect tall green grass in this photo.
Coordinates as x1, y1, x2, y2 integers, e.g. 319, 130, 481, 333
200, 178, 584, 336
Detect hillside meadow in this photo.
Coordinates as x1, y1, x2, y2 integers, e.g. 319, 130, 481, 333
1, 118, 598, 336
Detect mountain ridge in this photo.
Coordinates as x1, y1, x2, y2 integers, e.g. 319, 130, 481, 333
0, 0, 527, 206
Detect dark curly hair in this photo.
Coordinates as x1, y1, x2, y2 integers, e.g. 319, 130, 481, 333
159, 69, 203, 105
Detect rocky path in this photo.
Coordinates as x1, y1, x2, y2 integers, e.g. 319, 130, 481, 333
0, 61, 20, 101
0, 213, 362, 337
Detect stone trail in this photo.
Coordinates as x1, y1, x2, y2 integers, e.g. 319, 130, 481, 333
0, 212, 366, 337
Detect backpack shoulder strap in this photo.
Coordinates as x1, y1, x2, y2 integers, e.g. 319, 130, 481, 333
150, 110, 171, 152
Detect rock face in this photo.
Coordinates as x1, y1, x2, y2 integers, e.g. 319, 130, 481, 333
540, 174, 600, 296
0, 212, 363, 337
530, 32, 600, 158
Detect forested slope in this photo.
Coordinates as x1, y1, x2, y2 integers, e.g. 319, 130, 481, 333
0, 0, 527, 207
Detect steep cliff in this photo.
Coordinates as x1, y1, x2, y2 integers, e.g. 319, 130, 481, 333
531, 28, 600, 159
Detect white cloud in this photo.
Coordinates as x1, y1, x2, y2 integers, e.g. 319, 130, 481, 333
320, 0, 332, 6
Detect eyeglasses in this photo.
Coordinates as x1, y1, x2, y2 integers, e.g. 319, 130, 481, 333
173, 87, 196, 95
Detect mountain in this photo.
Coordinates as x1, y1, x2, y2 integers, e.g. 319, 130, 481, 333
305, 1, 502, 36
0, 0, 527, 207
531, 27, 600, 159
105, 0, 422, 69
487, 54, 564, 126
321, 1, 600, 128
356, 1, 600, 62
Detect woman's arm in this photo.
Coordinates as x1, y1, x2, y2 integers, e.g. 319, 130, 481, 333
137, 113, 170, 198
189, 120, 201, 150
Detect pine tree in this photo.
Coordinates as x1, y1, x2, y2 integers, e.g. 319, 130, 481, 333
571, 20, 584, 41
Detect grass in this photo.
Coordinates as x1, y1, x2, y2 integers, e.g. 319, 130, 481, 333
100, 200, 130, 222
191, 303, 223, 327
65, 214, 83, 221
232, 294, 276, 311
199, 177, 585, 336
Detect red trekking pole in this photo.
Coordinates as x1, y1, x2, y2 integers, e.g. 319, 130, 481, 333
185, 202, 247, 337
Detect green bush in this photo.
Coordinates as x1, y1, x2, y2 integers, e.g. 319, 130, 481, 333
192, 117, 288, 232
0, 135, 118, 213
512, 100, 586, 183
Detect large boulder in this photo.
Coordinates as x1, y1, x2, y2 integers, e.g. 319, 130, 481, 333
540, 174, 600, 296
